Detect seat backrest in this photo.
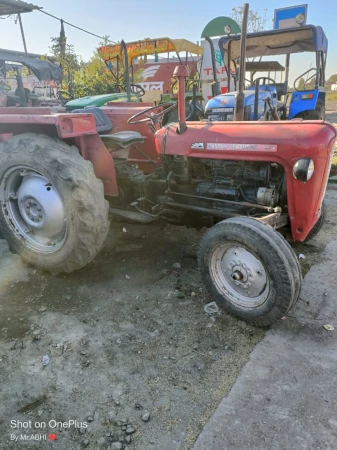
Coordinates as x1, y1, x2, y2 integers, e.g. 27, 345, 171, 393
142, 90, 162, 105
72, 107, 112, 134
274, 82, 287, 97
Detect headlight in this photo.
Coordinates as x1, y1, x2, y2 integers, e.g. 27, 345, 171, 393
292, 158, 314, 182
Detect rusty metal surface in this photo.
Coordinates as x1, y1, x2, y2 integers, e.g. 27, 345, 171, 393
257, 212, 289, 228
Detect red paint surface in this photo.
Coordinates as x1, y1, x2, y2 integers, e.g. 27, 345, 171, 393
155, 120, 336, 241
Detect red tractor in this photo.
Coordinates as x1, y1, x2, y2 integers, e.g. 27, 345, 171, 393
0, 5, 335, 326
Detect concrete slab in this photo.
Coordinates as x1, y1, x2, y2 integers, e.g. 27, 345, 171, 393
192, 211, 337, 450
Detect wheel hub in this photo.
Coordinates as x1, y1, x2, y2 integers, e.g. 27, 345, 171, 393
0, 166, 67, 253
211, 244, 270, 308
22, 198, 43, 224
17, 174, 66, 237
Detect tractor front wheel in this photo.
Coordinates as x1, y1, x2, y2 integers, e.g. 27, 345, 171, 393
304, 200, 326, 243
0, 133, 110, 274
198, 217, 301, 326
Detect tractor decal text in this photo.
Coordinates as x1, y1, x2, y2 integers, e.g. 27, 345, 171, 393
206, 143, 277, 151
191, 143, 204, 149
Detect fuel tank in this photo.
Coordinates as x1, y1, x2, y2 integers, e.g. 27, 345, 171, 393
155, 120, 336, 242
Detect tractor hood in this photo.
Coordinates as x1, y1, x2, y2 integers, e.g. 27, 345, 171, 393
65, 92, 139, 111
205, 89, 271, 113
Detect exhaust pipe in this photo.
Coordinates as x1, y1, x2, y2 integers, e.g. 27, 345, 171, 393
234, 3, 249, 121
173, 65, 189, 133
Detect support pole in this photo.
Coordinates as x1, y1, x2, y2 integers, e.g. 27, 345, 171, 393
121, 40, 131, 102
18, 14, 28, 57
234, 3, 249, 121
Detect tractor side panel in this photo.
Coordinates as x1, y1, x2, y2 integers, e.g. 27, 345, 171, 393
155, 120, 336, 241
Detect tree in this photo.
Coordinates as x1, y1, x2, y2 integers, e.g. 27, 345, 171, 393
49, 34, 145, 98
230, 6, 271, 32
71, 53, 122, 98
328, 74, 337, 83
49, 31, 80, 94
297, 77, 306, 90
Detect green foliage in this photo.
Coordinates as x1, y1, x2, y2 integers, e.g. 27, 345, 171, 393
327, 91, 337, 101
49, 36, 80, 93
328, 74, 337, 83
72, 54, 121, 98
296, 77, 306, 90
50, 34, 144, 98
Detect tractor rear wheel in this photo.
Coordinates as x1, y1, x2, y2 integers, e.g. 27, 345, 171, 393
0, 133, 110, 274
198, 217, 301, 326
297, 101, 325, 120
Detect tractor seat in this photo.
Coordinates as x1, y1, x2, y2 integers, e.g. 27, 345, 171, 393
100, 131, 144, 149
274, 82, 287, 97
72, 107, 113, 134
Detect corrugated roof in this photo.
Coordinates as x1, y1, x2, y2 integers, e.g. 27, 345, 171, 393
0, 0, 39, 16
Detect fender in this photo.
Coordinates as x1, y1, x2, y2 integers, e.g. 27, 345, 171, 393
289, 90, 325, 119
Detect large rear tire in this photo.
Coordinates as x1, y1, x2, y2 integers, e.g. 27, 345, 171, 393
198, 217, 301, 326
0, 133, 110, 274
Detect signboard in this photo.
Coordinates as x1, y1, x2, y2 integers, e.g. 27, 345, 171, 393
199, 16, 240, 105
200, 38, 230, 102
274, 5, 308, 30
133, 60, 198, 94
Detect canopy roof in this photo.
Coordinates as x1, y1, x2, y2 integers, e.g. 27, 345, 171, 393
98, 37, 203, 66
220, 26, 328, 60
0, 51, 61, 81
0, 0, 39, 16
245, 61, 285, 72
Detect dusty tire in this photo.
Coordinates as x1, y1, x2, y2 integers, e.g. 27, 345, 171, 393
297, 101, 325, 120
0, 133, 110, 274
198, 217, 301, 326
304, 200, 326, 243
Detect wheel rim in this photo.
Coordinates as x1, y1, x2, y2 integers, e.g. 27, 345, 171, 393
210, 243, 270, 308
0, 165, 67, 253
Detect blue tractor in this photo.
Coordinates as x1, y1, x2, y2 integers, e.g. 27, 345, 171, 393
205, 25, 328, 122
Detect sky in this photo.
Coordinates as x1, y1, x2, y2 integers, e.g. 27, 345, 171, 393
0, 0, 336, 83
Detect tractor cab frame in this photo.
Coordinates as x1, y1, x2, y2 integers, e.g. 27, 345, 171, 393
206, 25, 328, 121
0, 52, 62, 108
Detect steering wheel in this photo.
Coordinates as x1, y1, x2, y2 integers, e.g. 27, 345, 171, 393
0, 80, 11, 93
57, 90, 74, 101
252, 77, 276, 89
129, 84, 145, 97
127, 103, 177, 125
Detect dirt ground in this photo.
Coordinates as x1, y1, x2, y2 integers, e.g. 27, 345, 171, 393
0, 113, 336, 450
